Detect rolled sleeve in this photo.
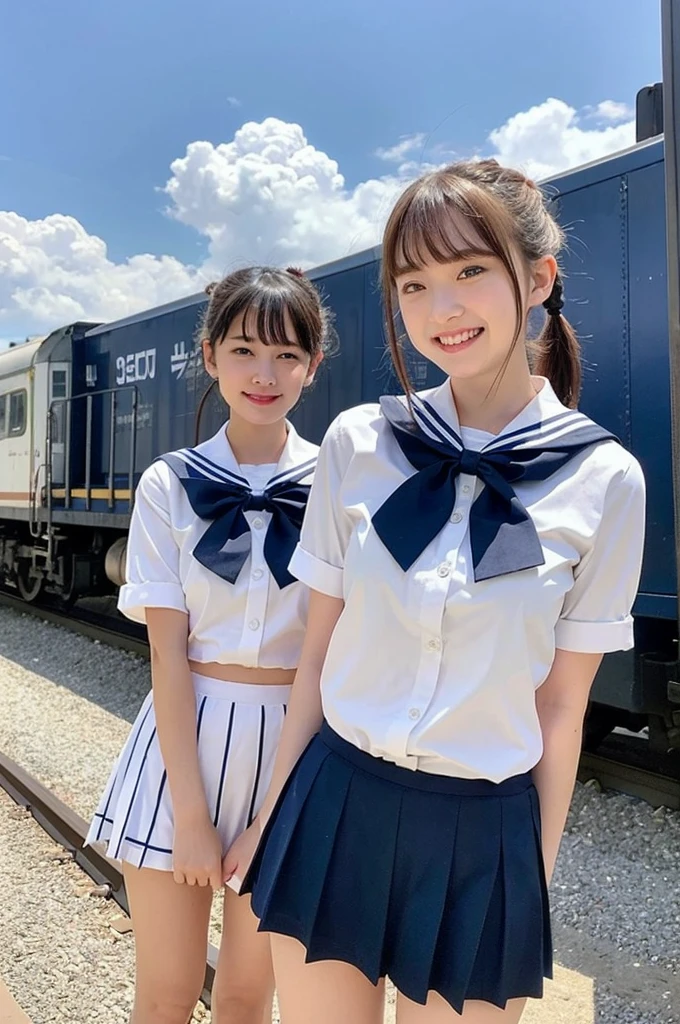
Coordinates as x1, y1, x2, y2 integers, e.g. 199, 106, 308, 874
117, 464, 188, 623
287, 415, 354, 597
556, 456, 646, 654
289, 544, 344, 598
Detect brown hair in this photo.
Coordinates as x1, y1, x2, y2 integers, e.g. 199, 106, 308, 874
381, 159, 581, 408
200, 265, 331, 358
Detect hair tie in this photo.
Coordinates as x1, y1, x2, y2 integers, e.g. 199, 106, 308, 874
286, 266, 305, 279
205, 281, 217, 297
543, 277, 564, 316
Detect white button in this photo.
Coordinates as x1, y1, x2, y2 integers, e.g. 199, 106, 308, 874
408, 708, 421, 721
252, 517, 264, 529
462, 484, 471, 494
426, 638, 441, 652
252, 568, 264, 580
249, 619, 260, 630
451, 511, 463, 524
436, 562, 450, 578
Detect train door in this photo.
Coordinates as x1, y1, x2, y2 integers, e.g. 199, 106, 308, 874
48, 363, 70, 489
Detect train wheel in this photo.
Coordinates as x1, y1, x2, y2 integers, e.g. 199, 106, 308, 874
16, 561, 44, 603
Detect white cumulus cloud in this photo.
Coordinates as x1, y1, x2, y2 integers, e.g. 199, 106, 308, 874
1, 97, 639, 339
163, 117, 407, 272
488, 97, 636, 181
0, 211, 204, 333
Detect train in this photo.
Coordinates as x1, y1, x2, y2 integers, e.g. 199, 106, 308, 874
1, 89, 679, 752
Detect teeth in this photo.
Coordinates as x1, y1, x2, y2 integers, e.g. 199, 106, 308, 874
438, 328, 480, 346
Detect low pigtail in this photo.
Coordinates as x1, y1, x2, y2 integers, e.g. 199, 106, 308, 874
194, 378, 219, 446
533, 277, 582, 409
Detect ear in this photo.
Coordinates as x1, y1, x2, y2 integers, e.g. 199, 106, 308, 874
527, 255, 557, 310
302, 351, 324, 388
202, 337, 218, 378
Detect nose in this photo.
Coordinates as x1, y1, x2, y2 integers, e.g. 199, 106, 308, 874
429, 283, 465, 324
251, 358, 277, 386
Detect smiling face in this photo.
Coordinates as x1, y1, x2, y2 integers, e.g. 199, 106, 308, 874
202, 307, 322, 427
394, 216, 553, 388
382, 165, 558, 398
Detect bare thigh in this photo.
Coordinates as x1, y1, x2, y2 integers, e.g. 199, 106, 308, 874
124, 863, 212, 1024
396, 991, 527, 1024
212, 888, 274, 1024
271, 933, 385, 1024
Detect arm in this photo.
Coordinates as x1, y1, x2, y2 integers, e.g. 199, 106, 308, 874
119, 466, 222, 887
532, 648, 602, 884
536, 453, 646, 884
257, 589, 343, 824
145, 608, 222, 888
222, 588, 342, 884
223, 416, 355, 884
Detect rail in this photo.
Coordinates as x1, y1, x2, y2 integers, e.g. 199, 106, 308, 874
0, 751, 218, 1008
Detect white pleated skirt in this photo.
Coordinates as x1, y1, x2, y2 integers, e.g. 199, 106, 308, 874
85, 673, 291, 872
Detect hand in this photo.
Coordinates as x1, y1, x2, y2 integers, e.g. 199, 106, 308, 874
222, 819, 262, 890
172, 816, 223, 889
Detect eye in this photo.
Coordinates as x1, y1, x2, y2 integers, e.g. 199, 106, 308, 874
400, 281, 425, 295
278, 350, 300, 360
232, 346, 253, 356
458, 265, 485, 280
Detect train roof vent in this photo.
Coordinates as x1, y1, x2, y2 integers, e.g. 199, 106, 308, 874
636, 83, 664, 142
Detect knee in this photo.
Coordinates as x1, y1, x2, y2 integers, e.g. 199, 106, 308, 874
211, 984, 273, 1024
132, 985, 202, 1024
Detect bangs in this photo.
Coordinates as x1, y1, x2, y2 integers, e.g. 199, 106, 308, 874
213, 287, 295, 348
383, 172, 517, 282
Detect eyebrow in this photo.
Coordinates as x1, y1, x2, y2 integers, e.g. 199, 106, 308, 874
230, 333, 299, 346
394, 247, 495, 275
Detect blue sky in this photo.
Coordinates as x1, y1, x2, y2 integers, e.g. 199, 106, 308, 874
0, 0, 662, 338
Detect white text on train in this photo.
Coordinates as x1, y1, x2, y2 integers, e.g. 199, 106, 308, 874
115, 349, 157, 385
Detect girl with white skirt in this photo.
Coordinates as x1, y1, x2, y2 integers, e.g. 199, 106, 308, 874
86, 266, 329, 1024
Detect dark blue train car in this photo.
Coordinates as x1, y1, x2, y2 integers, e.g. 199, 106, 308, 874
18, 122, 679, 748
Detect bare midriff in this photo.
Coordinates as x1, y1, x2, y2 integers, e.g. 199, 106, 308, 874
189, 660, 296, 685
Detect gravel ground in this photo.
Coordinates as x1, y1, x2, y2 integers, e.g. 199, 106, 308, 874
1, 604, 679, 1023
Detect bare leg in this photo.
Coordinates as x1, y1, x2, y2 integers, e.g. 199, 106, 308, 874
396, 990, 527, 1024
124, 863, 213, 1024
270, 933, 385, 1024
211, 889, 275, 1024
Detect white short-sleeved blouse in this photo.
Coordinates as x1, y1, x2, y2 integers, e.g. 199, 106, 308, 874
118, 422, 318, 669
289, 377, 646, 782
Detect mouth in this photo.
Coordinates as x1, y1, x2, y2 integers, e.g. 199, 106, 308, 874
432, 327, 484, 353
243, 392, 281, 406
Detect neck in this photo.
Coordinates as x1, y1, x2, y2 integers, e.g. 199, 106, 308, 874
450, 348, 538, 435
225, 414, 288, 465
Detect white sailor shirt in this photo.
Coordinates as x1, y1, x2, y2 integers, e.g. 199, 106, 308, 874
289, 377, 646, 782
118, 422, 318, 669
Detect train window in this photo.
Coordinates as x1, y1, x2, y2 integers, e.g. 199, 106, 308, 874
8, 390, 26, 437
0, 394, 6, 438
51, 369, 67, 399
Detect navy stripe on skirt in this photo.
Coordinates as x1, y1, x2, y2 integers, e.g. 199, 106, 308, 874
242, 722, 552, 1013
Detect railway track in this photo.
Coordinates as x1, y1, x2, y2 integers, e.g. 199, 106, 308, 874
0, 591, 149, 658
0, 749, 218, 1009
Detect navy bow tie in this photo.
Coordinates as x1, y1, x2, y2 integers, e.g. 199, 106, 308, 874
159, 453, 314, 589
372, 395, 617, 582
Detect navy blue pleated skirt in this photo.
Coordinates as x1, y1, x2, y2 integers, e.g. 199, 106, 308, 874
242, 723, 552, 1013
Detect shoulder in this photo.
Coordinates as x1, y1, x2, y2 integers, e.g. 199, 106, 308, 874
135, 456, 182, 507
323, 399, 402, 448
583, 438, 645, 494
571, 440, 646, 531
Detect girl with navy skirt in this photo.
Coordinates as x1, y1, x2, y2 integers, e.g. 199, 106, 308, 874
85, 266, 331, 1024
226, 162, 646, 1024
